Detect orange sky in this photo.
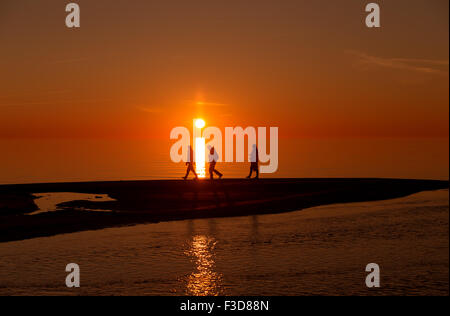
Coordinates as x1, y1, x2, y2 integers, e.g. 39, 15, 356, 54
0, 1, 448, 183
0, 0, 448, 140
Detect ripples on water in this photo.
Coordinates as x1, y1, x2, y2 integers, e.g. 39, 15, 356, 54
184, 235, 224, 296
0, 190, 448, 296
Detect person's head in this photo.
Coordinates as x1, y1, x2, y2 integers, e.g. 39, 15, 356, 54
210, 146, 215, 155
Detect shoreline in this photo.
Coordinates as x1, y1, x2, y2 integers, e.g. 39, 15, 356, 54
0, 178, 448, 243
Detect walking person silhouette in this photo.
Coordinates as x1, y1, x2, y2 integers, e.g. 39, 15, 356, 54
183, 146, 198, 180
208, 146, 223, 180
247, 144, 259, 179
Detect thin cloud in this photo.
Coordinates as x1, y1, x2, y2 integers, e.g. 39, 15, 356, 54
0, 98, 113, 107
0, 101, 54, 107
197, 101, 229, 107
185, 100, 229, 107
137, 106, 164, 113
348, 51, 449, 75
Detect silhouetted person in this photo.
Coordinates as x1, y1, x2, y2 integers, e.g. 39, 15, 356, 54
208, 146, 223, 180
247, 144, 259, 179
183, 146, 198, 180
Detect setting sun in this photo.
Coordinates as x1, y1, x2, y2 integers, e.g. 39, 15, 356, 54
195, 119, 206, 129
0, 0, 448, 299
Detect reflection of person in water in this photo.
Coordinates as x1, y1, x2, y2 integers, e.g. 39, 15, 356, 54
247, 144, 259, 179
183, 146, 198, 180
208, 146, 223, 180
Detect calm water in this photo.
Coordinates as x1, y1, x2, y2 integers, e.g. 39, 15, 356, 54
0, 138, 448, 184
0, 190, 448, 296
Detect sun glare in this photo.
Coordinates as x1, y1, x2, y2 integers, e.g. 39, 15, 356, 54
194, 118, 206, 178
195, 119, 206, 129
195, 137, 206, 178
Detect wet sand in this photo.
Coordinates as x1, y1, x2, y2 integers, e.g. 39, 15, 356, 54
0, 178, 448, 243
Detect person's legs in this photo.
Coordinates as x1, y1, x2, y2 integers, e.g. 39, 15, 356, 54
248, 163, 258, 178
209, 162, 216, 179
184, 164, 198, 179
191, 166, 199, 179
246, 166, 253, 179
214, 169, 223, 179
183, 165, 191, 180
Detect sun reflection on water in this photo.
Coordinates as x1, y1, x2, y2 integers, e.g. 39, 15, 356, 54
184, 235, 224, 296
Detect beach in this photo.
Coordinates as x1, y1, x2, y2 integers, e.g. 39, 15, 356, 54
1, 0, 448, 299
0, 178, 448, 243
0, 189, 447, 296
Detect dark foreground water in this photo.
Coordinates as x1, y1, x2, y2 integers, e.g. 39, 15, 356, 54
0, 190, 448, 296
